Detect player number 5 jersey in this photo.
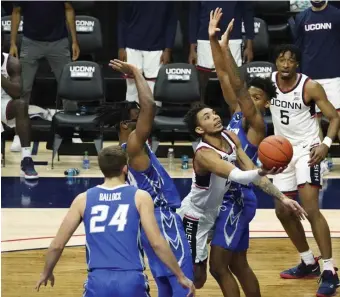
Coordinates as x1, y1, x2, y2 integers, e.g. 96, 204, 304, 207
270, 72, 319, 146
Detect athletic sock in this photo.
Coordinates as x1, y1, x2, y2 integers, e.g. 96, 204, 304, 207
300, 250, 316, 265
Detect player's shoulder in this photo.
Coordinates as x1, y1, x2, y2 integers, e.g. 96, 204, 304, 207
223, 130, 241, 148
303, 77, 323, 93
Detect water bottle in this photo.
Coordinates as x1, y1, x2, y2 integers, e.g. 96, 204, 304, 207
80, 105, 87, 115
327, 154, 333, 172
64, 168, 80, 176
181, 155, 189, 170
83, 151, 90, 169
168, 148, 175, 171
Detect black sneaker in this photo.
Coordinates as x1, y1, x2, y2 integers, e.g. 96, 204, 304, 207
21, 157, 39, 179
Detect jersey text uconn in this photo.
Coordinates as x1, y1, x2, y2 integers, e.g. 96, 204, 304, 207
305, 23, 332, 31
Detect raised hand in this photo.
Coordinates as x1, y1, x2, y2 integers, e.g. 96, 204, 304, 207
220, 18, 234, 48
108, 59, 137, 76
208, 7, 223, 38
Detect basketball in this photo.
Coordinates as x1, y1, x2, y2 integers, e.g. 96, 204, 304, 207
258, 135, 293, 169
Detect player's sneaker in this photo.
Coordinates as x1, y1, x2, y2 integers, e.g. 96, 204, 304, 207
10, 135, 21, 152
316, 268, 339, 297
21, 157, 39, 179
280, 257, 321, 279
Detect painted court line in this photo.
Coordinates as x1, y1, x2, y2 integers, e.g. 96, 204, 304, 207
3, 230, 340, 243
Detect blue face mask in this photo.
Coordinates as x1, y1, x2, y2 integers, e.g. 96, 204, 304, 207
310, 0, 327, 8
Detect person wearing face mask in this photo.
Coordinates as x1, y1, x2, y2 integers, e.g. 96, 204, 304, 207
294, 1, 340, 163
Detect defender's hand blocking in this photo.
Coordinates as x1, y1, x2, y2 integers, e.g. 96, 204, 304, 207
208, 8, 223, 37
258, 166, 287, 177
220, 18, 235, 48
108, 59, 137, 76
281, 197, 308, 221
177, 275, 196, 297
35, 273, 55, 291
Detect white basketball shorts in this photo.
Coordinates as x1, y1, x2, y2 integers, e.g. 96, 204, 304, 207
177, 196, 219, 264
272, 136, 323, 194
196, 39, 242, 71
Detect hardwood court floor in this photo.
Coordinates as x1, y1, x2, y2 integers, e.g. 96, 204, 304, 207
2, 238, 340, 297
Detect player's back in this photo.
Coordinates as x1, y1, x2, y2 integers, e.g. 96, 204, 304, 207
270, 72, 319, 146
83, 184, 144, 271
122, 143, 181, 209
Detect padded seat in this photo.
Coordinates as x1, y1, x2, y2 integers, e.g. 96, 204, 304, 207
153, 116, 187, 131
53, 112, 98, 126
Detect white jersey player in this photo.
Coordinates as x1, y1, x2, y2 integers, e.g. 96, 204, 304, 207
270, 44, 339, 296
177, 103, 306, 291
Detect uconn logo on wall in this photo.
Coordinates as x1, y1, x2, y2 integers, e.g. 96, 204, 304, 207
76, 19, 95, 32
247, 66, 273, 78
166, 68, 191, 81
1, 20, 23, 32
70, 65, 95, 78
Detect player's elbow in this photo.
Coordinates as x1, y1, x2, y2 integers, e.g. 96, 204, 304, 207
149, 236, 165, 251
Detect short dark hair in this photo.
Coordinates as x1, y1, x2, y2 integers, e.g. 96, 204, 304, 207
247, 77, 278, 100
184, 103, 209, 138
98, 145, 127, 178
274, 44, 301, 63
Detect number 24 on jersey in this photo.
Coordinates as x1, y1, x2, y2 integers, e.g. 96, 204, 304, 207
90, 204, 130, 233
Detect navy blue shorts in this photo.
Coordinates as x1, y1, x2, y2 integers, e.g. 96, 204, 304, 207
83, 270, 150, 297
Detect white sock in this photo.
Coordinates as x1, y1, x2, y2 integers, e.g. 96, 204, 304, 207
300, 250, 315, 265
323, 258, 335, 273
22, 147, 31, 159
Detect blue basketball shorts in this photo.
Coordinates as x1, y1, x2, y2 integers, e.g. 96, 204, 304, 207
211, 187, 257, 252
83, 269, 150, 297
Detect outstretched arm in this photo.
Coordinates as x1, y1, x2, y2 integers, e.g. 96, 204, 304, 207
1, 55, 21, 99
208, 9, 239, 114
36, 193, 85, 291
227, 132, 307, 219
209, 9, 266, 140
108, 60, 156, 170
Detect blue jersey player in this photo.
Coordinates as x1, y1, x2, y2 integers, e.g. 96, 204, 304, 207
97, 59, 193, 297
208, 10, 281, 297
35, 145, 195, 297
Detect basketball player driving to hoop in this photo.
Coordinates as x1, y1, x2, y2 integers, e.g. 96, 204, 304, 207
177, 102, 307, 294
270, 44, 340, 297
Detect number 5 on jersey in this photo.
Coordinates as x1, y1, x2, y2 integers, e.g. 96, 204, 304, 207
280, 110, 290, 125
90, 204, 130, 233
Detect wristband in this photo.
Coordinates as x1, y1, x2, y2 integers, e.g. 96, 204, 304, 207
322, 137, 332, 148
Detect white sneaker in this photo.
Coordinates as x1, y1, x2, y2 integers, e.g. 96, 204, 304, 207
11, 135, 21, 152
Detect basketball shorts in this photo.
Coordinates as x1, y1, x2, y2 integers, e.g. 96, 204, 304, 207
211, 186, 257, 251
272, 137, 323, 193
83, 270, 150, 297
126, 48, 162, 106
315, 77, 340, 114
177, 196, 219, 264
1, 97, 15, 129
196, 39, 242, 71
141, 207, 193, 280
